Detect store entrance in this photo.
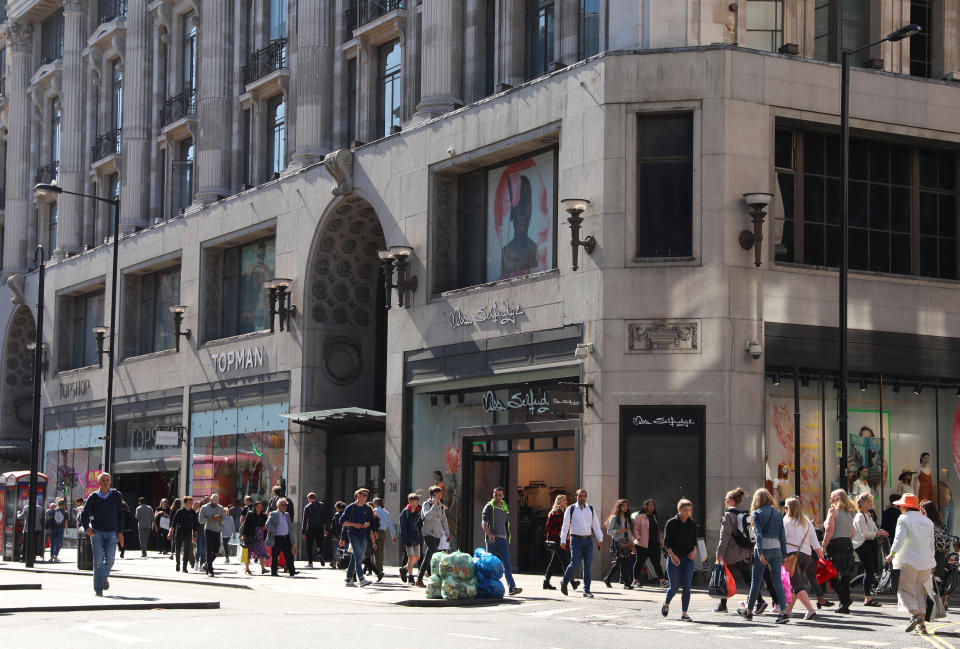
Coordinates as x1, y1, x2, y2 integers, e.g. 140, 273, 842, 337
113, 471, 178, 508
463, 430, 576, 573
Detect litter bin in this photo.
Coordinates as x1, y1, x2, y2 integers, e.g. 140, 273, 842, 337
77, 531, 93, 571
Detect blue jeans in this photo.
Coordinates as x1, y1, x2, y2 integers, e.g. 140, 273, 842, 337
749, 548, 786, 610
486, 537, 515, 590
563, 536, 595, 592
943, 503, 954, 534
48, 527, 64, 558
196, 532, 206, 565
90, 530, 117, 593
347, 533, 368, 581
665, 556, 695, 611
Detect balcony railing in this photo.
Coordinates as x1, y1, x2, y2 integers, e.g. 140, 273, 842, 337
345, 0, 405, 36
241, 38, 287, 86
92, 128, 121, 161
40, 10, 64, 65
34, 161, 59, 185
97, 0, 127, 25
160, 87, 196, 127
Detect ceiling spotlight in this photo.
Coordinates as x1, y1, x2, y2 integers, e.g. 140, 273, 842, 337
914, 382, 922, 396
892, 380, 901, 393
859, 378, 867, 392
955, 387, 960, 397
430, 394, 438, 406
772, 372, 781, 386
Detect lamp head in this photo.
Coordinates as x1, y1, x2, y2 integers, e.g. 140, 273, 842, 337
262, 279, 279, 290
271, 278, 293, 289
389, 245, 413, 259
169, 304, 187, 315
377, 249, 397, 261
91, 325, 108, 336
743, 192, 774, 209
33, 183, 62, 197
560, 198, 591, 214
886, 24, 922, 42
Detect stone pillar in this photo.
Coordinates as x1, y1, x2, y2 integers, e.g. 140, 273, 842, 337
196, 0, 233, 203
416, 0, 464, 117
2, 22, 34, 273
292, 0, 333, 164
55, 0, 87, 257
119, 0, 151, 233
501, 0, 525, 88
933, 0, 960, 80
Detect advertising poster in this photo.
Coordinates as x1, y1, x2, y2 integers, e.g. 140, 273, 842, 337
767, 397, 823, 521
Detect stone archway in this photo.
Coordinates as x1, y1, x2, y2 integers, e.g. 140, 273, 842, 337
0, 305, 37, 466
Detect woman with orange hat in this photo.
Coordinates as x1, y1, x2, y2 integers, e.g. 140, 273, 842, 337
885, 492, 936, 635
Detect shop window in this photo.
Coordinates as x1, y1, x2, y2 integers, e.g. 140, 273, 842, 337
745, 0, 783, 52
636, 113, 693, 259
377, 40, 402, 138
776, 126, 958, 280
267, 95, 286, 177
60, 290, 105, 371
434, 147, 558, 293
525, 0, 554, 79
579, 0, 600, 59
135, 266, 181, 356
219, 237, 275, 338
909, 0, 932, 78
814, 0, 869, 65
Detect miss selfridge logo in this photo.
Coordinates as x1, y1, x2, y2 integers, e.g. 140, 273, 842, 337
632, 415, 695, 428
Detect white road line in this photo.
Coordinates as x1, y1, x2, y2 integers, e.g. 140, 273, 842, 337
848, 643, 891, 648
800, 637, 837, 642
586, 611, 630, 619
522, 606, 585, 617
625, 625, 656, 630
659, 620, 689, 626
371, 623, 417, 631
449, 633, 501, 641
78, 623, 144, 644
754, 630, 788, 637
671, 630, 699, 634
713, 635, 742, 640
811, 646, 847, 649
770, 642, 801, 646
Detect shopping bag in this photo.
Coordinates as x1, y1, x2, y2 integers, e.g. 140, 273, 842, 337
708, 563, 728, 599
874, 562, 898, 595
925, 578, 947, 620
241, 547, 249, 564
815, 557, 838, 584
722, 561, 736, 598
781, 565, 794, 605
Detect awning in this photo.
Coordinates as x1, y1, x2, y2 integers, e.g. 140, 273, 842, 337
281, 407, 386, 434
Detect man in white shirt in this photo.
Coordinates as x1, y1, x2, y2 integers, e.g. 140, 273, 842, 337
559, 488, 604, 597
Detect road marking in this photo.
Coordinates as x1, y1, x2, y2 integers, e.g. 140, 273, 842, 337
371, 623, 417, 631
625, 625, 656, 630
658, 621, 689, 626
848, 643, 891, 647
586, 611, 630, 619
714, 635, 742, 640
811, 646, 847, 649
449, 633, 501, 641
671, 630, 699, 634
800, 637, 837, 642
78, 623, 144, 644
523, 606, 584, 617
770, 642, 801, 646
754, 630, 788, 636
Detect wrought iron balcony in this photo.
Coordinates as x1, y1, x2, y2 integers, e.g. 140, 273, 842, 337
160, 87, 196, 127
241, 38, 287, 86
92, 128, 122, 161
97, 0, 127, 25
34, 161, 59, 185
345, 0, 405, 35
40, 10, 64, 65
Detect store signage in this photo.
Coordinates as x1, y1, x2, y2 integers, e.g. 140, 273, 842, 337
449, 301, 526, 329
621, 406, 704, 435
631, 414, 696, 428
59, 378, 91, 401
210, 345, 264, 373
154, 430, 180, 447
481, 387, 583, 416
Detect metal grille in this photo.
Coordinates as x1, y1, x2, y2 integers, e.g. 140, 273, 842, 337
97, 0, 128, 25
159, 88, 196, 127
241, 38, 288, 86
40, 10, 64, 65
34, 162, 59, 185
345, 0, 405, 37
92, 129, 122, 161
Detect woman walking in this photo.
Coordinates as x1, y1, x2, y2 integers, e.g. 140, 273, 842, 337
886, 493, 935, 634
240, 501, 269, 575
603, 499, 636, 589
716, 487, 773, 613
220, 506, 236, 564
641, 499, 668, 587
821, 489, 857, 613
783, 497, 824, 620
660, 499, 698, 621
920, 499, 951, 611
544, 494, 578, 590
854, 493, 888, 607
737, 489, 789, 624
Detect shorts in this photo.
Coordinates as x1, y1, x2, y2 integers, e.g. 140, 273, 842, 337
405, 545, 420, 556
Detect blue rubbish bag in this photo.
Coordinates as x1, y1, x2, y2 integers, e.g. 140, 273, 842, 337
476, 576, 505, 599
472, 548, 504, 580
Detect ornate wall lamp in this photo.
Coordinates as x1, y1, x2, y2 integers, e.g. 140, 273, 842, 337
26, 342, 48, 378
561, 198, 595, 271
378, 245, 418, 309
264, 278, 297, 333
92, 325, 111, 369
740, 192, 774, 267
169, 305, 192, 352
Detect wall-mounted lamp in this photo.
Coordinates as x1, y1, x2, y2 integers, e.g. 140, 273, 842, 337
378, 246, 418, 309
740, 192, 774, 267
26, 342, 48, 377
264, 278, 297, 332
561, 198, 595, 271
92, 325, 110, 368
169, 305, 192, 352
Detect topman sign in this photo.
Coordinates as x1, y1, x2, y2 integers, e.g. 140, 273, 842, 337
210, 345, 264, 374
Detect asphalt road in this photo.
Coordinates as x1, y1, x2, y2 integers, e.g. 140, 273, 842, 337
2, 569, 959, 649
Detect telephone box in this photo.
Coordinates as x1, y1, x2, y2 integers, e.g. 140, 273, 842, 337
0, 471, 48, 561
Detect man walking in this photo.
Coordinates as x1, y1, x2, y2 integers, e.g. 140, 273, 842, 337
198, 494, 225, 576
169, 495, 199, 573
79, 473, 124, 596
135, 497, 153, 557
266, 497, 297, 576
340, 488, 374, 587
301, 492, 328, 568
371, 497, 396, 580
17, 500, 44, 562
559, 488, 604, 598
398, 493, 422, 584
44, 501, 67, 562
416, 485, 449, 588
482, 486, 522, 596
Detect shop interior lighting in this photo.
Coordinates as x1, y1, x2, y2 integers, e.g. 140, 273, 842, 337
772, 372, 780, 386
859, 378, 867, 392
914, 382, 923, 396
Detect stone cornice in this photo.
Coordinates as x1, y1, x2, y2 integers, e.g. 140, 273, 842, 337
1, 22, 34, 53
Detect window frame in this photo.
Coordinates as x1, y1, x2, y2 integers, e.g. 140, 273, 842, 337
136, 266, 182, 357
525, 0, 555, 80
814, 0, 870, 65
64, 290, 106, 371
377, 40, 402, 138
219, 236, 276, 339
909, 0, 932, 78
578, 0, 600, 60
266, 94, 286, 176
744, 0, 784, 53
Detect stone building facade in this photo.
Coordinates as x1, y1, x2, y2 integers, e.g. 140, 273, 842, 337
1, 0, 960, 567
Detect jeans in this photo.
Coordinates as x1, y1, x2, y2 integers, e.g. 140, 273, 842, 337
665, 556, 695, 611
90, 530, 117, 593
196, 532, 206, 566
346, 533, 368, 581
563, 536, 595, 592
418, 535, 440, 581
749, 549, 787, 610
486, 537, 516, 590
138, 528, 151, 554
173, 534, 194, 570
48, 527, 64, 558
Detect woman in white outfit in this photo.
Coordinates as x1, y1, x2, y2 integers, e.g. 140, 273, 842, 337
885, 493, 936, 635
853, 494, 888, 607
783, 497, 824, 620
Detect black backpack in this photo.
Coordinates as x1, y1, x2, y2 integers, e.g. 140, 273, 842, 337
729, 509, 754, 548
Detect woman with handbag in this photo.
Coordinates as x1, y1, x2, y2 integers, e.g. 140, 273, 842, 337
821, 489, 857, 613
641, 499, 669, 587
544, 494, 578, 590
603, 499, 636, 589
854, 493, 888, 607
885, 493, 935, 634
240, 501, 269, 575
920, 499, 951, 612
737, 489, 789, 624
715, 487, 774, 613
783, 497, 824, 620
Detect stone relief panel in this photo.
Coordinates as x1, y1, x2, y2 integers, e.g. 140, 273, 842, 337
201, 248, 223, 342
627, 319, 701, 353
2, 306, 38, 429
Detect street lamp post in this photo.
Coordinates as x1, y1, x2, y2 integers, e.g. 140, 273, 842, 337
24, 245, 46, 567
34, 183, 120, 474
837, 25, 920, 488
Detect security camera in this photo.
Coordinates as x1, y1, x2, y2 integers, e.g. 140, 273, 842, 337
446, 147, 455, 156
745, 340, 762, 359
574, 343, 593, 359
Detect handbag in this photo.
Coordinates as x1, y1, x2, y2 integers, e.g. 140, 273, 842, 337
874, 561, 898, 594
783, 524, 809, 576
616, 537, 634, 553
722, 561, 736, 598
544, 540, 558, 551
925, 578, 947, 620
708, 562, 728, 599
815, 557, 838, 584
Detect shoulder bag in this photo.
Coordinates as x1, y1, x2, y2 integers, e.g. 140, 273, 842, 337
782, 522, 809, 576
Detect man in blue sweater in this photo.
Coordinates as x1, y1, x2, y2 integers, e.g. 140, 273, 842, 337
79, 473, 124, 596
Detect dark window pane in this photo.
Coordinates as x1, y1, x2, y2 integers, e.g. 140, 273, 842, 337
920, 236, 937, 276
804, 175, 824, 223
868, 142, 889, 183
826, 178, 841, 225
891, 187, 911, 233
775, 128, 793, 169
849, 139, 868, 181
825, 135, 841, 177
848, 181, 867, 227
891, 145, 910, 185
777, 219, 794, 262
638, 117, 693, 157
869, 230, 889, 273
825, 224, 841, 268
776, 171, 795, 262
869, 184, 889, 229
849, 228, 867, 270
891, 234, 911, 275
940, 152, 957, 190
920, 191, 938, 235
637, 160, 693, 257
939, 238, 956, 279
940, 195, 956, 237
805, 133, 824, 175
919, 150, 938, 188
804, 223, 824, 266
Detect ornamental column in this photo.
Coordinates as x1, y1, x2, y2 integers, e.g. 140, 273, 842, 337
196, 0, 233, 202
56, 0, 88, 257
416, 0, 464, 117
292, 0, 333, 164
2, 22, 34, 273
119, 0, 151, 232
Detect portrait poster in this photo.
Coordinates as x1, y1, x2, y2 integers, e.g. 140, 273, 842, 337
240, 239, 275, 332
767, 396, 823, 521
485, 150, 555, 282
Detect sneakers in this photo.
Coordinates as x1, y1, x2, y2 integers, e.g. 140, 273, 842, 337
399, 566, 408, 582
571, 579, 580, 590
803, 610, 816, 621
508, 587, 523, 596
736, 607, 753, 621
415, 579, 426, 588
680, 613, 692, 622
360, 579, 372, 587
775, 613, 790, 624
631, 580, 642, 588
603, 577, 613, 588
94, 590, 103, 597
661, 604, 669, 617
714, 602, 728, 613
582, 592, 594, 598
103, 578, 110, 591
817, 599, 834, 609
754, 601, 768, 615
906, 614, 923, 633
345, 580, 357, 587
307, 562, 313, 569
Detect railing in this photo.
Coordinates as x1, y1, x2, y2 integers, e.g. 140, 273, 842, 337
91, 128, 122, 161
159, 87, 196, 127
241, 38, 287, 86
97, 0, 127, 25
345, 0, 404, 36
34, 161, 59, 185
40, 10, 64, 65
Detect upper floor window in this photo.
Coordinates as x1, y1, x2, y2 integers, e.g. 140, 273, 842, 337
221, 238, 275, 338
814, 0, 868, 65
63, 290, 105, 370
525, 0, 555, 79
110, 58, 123, 132
269, 0, 288, 41
0, 48, 6, 96
909, 0, 932, 78
775, 126, 959, 280
347, 58, 358, 145
51, 101, 61, 164
267, 95, 286, 176
172, 138, 194, 216
40, 9, 64, 65
136, 266, 181, 356
98, 0, 128, 25
579, 0, 600, 59
182, 11, 197, 92
636, 114, 693, 258
377, 40, 402, 138
745, 0, 783, 52
48, 202, 58, 252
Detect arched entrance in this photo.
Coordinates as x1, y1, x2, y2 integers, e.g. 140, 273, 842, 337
301, 194, 388, 504
0, 305, 37, 470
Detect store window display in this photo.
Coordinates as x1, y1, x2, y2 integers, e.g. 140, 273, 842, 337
915, 452, 935, 502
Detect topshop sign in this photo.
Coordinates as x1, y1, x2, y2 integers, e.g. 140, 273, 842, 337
210, 345, 264, 374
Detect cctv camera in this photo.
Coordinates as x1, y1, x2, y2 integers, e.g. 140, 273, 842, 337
745, 340, 762, 359
446, 147, 455, 156
574, 343, 593, 359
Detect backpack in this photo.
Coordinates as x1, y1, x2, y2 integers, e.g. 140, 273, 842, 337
729, 509, 754, 548
566, 504, 595, 521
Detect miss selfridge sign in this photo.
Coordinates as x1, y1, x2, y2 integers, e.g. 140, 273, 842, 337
481, 387, 583, 416
209, 345, 264, 373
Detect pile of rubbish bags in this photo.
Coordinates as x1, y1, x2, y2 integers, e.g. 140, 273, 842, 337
425, 550, 479, 600
473, 548, 505, 599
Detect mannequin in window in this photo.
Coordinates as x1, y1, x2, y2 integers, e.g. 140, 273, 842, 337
939, 468, 953, 533
774, 463, 793, 506
897, 468, 916, 496
851, 467, 873, 497
915, 452, 934, 502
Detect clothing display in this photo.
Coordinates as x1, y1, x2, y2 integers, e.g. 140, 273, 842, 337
917, 469, 934, 502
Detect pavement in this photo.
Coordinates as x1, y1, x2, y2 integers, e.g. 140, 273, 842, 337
3, 549, 960, 649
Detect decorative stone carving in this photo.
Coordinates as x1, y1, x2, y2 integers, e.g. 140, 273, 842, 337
432, 176, 455, 288
324, 149, 354, 196
6, 274, 25, 305
3, 306, 37, 392
62, 0, 88, 14
627, 319, 701, 353
2, 23, 34, 53
322, 337, 362, 385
